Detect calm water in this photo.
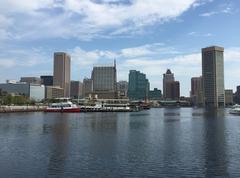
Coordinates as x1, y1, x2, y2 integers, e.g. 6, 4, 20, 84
0, 108, 240, 178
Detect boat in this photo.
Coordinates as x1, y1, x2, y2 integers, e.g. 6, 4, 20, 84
229, 104, 240, 115
44, 101, 80, 113
79, 100, 134, 112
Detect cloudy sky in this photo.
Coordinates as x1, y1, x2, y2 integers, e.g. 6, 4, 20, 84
0, 0, 240, 96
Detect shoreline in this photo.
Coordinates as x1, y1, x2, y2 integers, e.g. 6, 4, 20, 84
0, 106, 46, 113
0, 105, 231, 113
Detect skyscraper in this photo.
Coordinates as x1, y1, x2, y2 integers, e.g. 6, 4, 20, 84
234, 86, 240, 104
91, 61, 117, 99
53, 52, 71, 98
171, 81, 180, 100
202, 46, 225, 107
163, 69, 180, 100
163, 69, 174, 99
191, 76, 203, 106
70, 81, 82, 99
128, 70, 150, 100
82, 78, 93, 98
225, 89, 233, 106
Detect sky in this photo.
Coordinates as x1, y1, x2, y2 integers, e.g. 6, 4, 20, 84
0, 0, 240, 96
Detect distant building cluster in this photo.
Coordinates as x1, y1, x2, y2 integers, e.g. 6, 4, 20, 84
0, 45, 237, 107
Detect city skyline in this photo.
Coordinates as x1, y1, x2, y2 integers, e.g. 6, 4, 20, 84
0, 0, 240, 96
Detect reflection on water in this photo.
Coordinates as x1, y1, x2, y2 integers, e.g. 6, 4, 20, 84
0, 108, 240, 177
47, 115, 69, 177
163, 108, 181, 122
203, 109, 228, 177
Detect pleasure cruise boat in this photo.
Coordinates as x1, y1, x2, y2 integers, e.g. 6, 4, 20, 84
44, 101, 80, 113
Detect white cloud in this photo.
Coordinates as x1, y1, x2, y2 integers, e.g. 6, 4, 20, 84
119, 43, 179, 58
0, 0, 200, 41
224, 47, 240, 62
0, 59, 16, 68
0, 48, 49, 68
71, 47, 117, 66
120, 53, 201, 77
188, 31, 213, 37
200, 3, 235, 17
71, 43, 180, 67
71, 47, 102, 66
0, 0, 56, 13
0, 47, 52, 82
200, 11, 218, 17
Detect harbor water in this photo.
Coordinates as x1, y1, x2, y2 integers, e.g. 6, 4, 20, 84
0, 108, 240, 177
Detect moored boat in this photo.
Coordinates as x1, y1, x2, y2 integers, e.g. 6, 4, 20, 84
79, 102, 133, 112
229, 104, 240, 115
44, 101, 80, 112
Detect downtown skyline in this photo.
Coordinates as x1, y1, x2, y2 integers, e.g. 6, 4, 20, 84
0, 0, 240, 96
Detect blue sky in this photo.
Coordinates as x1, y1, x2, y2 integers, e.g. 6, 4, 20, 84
0, 0, 240, 96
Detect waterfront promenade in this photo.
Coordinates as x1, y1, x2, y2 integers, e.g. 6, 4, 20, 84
0, 105, 46, 113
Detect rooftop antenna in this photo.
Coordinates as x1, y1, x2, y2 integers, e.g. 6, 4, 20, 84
114, 58, 116, 68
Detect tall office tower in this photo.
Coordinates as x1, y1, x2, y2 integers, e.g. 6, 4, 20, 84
128, 70, 150, 101
53, 52, 71, 98
202, 46, 225, 107
171, 81, 180, 100
165, 81, 180, 100
163, 69, 174, 99
70, 81, 82, 99
40, 75, 53, 86
191, 76, 203, 106
225, 89, 233, 106
82, 78, 93, 98
234, 86, 240, 104
91, 62, 117, 99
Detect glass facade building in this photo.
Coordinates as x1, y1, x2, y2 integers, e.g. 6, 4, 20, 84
128, 70, 150, 101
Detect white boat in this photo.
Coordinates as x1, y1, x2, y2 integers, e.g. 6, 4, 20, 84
80, 101, 133, 112
45, 101, 80, 113
229, 104, 240, 115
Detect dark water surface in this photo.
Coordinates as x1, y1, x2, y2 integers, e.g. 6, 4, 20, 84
0, 108, 240, 178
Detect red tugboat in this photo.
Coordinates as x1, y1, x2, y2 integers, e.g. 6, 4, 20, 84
44, 101, 80, 113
